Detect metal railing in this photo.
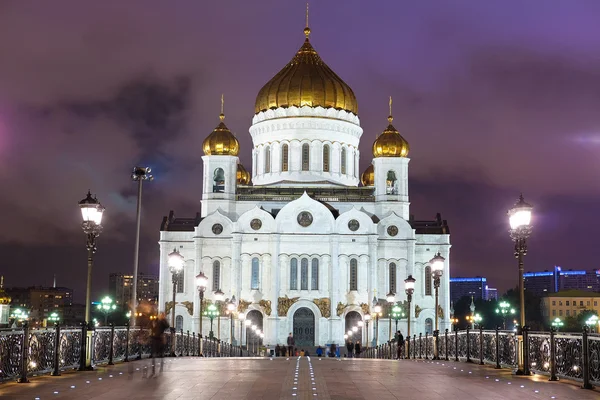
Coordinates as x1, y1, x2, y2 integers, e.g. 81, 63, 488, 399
362, 327, 600, 389
0, 323, 256, 383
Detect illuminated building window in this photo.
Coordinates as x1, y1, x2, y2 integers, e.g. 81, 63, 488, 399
311, 258, 319, 290
425, 266, 432, 295
323, 145, 330, 172
302, 143, 310, 171
341, 148, 346, 174
349, 259, 358, 291
290, 258, 298, 290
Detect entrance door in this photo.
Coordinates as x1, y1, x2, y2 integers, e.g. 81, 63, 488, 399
293, 307, 315, 346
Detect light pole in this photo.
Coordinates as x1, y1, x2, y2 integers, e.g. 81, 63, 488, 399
227, 296, 236, 344
78, 191, 105, 326
473, 313, 482, 329
48, 312, 60, 326
195, 272, 208, 355
130, 167, 153, 327
364, 314, 371, 348
404, 274, 416, 358
238, 312, 245, 349
373, 304, 382, 346
96, 296, 117, 325
357, 320, 364, 344
495, 301, 516, 329
214, 289, 225, 340
551, 317, 564, 332
244, 319, 251, 350
386, 291, 395, 342
168, 248, 184, 356
206, 304, 219, 339
508, 194, 533, 375
586, 315, 599, 333
391, 305, 405, 334
430, 253, 445, 360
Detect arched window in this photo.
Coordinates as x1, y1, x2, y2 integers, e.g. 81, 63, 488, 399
349, 258, 358, 291
212, 260, 220, 291
341, 148, 347, 174
389, 262, 396, 294
264, 146, 271, 173
323, 144, 330, 172
251, 257, 259, 290
290, 258, 298, 290
425, 318, 433, 335
281, 144, 289, 172
302, 143, 310, 171
311, 258, 319, 290
213, 168, 225, 193
176, 271, 184, 293
386, 170, 397, 194
301, 258, 309, 290
424, 266, 432, 295
175, 315, 183, 331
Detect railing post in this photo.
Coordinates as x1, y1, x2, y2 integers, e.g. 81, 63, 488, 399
186, 330, 190, 356
444, 329, 449, 361
549, 327, 558, 381
78, 322, 88, 371
124, 324, 130, 362
51, 323, 61, 376
466, 327, 472, 363
495, 327, 501, 369
479, 326, 484, 365
454, 328, 459, 361
523, 326, 531, 375
582, 326, 593, 389
425, 332, 429, 360
419, 333, 422, 359
108, 323, 115, 365
199, 334, 203, 357
136, 328, 142, 360
17, 322, 30, 383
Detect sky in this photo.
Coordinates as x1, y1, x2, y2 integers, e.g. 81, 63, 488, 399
1, 0, 599, 302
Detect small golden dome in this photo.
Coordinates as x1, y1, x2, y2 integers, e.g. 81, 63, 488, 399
237, 163, 251, 185
254, 23, 358, 115
202, 98, 239, 156
372, 98, 409, 157
361, 164, 375, 187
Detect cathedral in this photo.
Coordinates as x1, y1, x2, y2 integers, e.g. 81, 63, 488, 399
158, 18, 451, 348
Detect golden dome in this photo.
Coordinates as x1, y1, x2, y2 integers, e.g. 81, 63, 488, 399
254, 22, 358, 115
202, 97, 239, 156
361, 164, 375, 187
237, 163, 251, 185
372, 97, 409, 158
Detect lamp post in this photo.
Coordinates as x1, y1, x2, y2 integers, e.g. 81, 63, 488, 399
48, 312, 60, 325
586, 315, 599, 333
551, 317, 564, 332
473, 314, 482, 329
495, 301, 516, 329
238, 312, 245, 349
244, 319, 251, 350
168, 248, 184, 356
214, 289, 225, 340
195, 272, 208, 355
364, 314, 371, 348
508, 194, 533, 375
357, 320, 364, 344
97, 296, 117, 325
386, 291, 395, 342
430, 253, 445, 360
78, 191, 105, 326
10, 309, 29, 327
206, 304, 219, 339
130, 167, 153, 327
404, 274, 416, 358
227, 296, 236, 344
391, 305, 405, 334
373, 304, 382, 346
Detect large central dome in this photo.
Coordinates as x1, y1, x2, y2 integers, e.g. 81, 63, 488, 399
254, 28, 358, 115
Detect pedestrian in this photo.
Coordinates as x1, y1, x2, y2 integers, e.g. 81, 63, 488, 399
316, 345, 323, 357
346, 340, 354, 358
149, 312, 169, 375
300, 349, 305, 357
275, 344, 281, 357
396, 330, 405, 360
330, 343, 337, 358
354, 341, 361, 358
287, 332, 295, 357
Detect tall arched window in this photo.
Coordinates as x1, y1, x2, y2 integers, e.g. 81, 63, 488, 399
349, 258, 358, 291
424, 266, 432, 295
290, 258, 298, 290
341, 147, 347, 174
425, 318, 433, 334
301, 258, 309, 290
213, 168, 225, 193
251, 257, 259, 290
176, 271, 184, 293
281, 144, 289, 172
323, 144, 330, 172
389, 262, 396, 294
212, 260, 220, 291
302, 143, 310, 171
311, 258, 319, 290
264, 146, 271, 173
175, 315, 183, 331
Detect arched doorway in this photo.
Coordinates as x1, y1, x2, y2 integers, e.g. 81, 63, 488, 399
293, 308, 315, 347
345, 311, 362, 343
425, 318, 433, 335
246, 310, 263, 346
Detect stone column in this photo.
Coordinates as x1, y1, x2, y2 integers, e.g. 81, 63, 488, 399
359, 255, 369, 302
231, 235, 242, 299
240, 254, 250, 301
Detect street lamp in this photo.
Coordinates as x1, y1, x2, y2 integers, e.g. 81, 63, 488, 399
386, 291, 395, 342
78, 191, 105, 326
48, 312, 60, 326
206, 304, 219, 339
238, 312, 245, 350
130, 166, 153, 327
214, 289, 225, 340
227, 296, 236, 345
168, 248, 184, 356
364, 314, 371, 348
473, 313, 483, 328
404, 274, 416, 359
391, 305, 405, 334
373, 303, 382, 346
195, 271, 208, 355
96, 296, 117, 325
551, 317, 564, 331
495, 301, 516, 329
10, 308, 29, 327
430, 253, 445, 360
244, 319, 251, 350
508, 194, 532, 328
586, 315, 599, 333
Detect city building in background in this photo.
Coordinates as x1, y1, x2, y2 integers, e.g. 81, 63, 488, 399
6, 285, 74, 326
450, 277, 487, 304
0, 276, 11, 327
524, 266, 600, 296
109, 273, 159, 307
541, 290, 600, 321
484, 286, 498, 301
60, 304, 86, 326
523, 270, 557, 296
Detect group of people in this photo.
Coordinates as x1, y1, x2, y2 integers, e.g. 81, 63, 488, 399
345, 340, 362, 357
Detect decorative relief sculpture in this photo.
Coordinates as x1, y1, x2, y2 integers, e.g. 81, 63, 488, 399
181, 301, 194, 316
336, 302, 347, 317
277, 296, 299, 316
360, 302, 370, 316
165, 301, 176, 316
250, 218, 262, 231
212, 223, 223, 235
415, 304, 423, 318
437, 305, 444, 319
313, 298, 331, 318
237, 299, 251, 313
259, 299, 272, 316
297, 211, 313, 227
387, 225, 398, 237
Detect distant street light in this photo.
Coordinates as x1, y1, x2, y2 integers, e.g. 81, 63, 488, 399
386, 291, 395, 342
551, 317, 564, 332
96, 296, 117, 325
227, 296, 236, 346
495, 301, 516, 329
430, 252, 445, 360
391, 305, 405, 334
404, 275, 416, 358
214, 289, 225, 340
168, 248, 184, 356
473, 313, 483, 328
206, 304, 219, 339
48, 312, 60, 325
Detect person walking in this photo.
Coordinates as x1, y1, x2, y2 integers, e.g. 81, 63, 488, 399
396, 330, 405, 360
149, 312, 169, 375
287, 333, 295, 357
346, 340, 354, 358
354, 341, 362, 358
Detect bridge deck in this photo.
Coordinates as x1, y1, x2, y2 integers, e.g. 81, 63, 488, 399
1, 357, 597, 400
